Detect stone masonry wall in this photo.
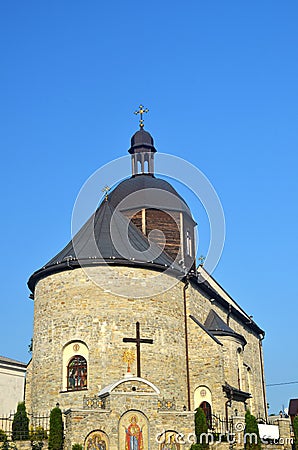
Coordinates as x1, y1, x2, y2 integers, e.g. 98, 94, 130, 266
27, 265, 267, 448
187, 280, 267, 418
28, 267, 188, 413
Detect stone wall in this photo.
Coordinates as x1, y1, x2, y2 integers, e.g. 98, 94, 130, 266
27, 264, 268, 448
187, 280, 267, 418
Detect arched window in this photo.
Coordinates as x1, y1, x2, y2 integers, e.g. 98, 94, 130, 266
67, 355, 87, 390
186, 230, 192, 257
200, 401, 212, 429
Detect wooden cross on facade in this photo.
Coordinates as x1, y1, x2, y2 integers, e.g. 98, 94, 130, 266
134, 104, 149, 129
123, 321, 153, 377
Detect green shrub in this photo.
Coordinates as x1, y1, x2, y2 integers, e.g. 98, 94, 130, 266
244, 410, 261, 450
31, 442, 44, 450
2, 442, 17, 450
0, 431, 7, 443
72, 444, 83, 450
12, 402, 29, 441
48, 406, 63, 450
29, 426, 48, 441
190, 407, 209, 450
293, 416, 298, 449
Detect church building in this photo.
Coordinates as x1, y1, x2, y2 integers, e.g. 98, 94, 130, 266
25, 109, 267, 450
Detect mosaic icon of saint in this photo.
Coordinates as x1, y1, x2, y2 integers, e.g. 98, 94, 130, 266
124, 415, 143, 450
86, 433, 106, 450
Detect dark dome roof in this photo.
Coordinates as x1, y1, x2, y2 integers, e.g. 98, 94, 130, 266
109, 174, 195, 219
28, 128, 196, 293
28, 200, 183, 292
128, 129, 156, 154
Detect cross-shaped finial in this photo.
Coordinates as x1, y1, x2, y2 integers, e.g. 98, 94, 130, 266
102, 185, 110, 201
134, 104, 149, 129
198, 255, 206, 266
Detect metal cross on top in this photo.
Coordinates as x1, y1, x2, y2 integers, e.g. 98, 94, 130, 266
198, 255, 206, 266
134, 104, 149, 129
102, 185, 110, 201
123, 321, 153, 377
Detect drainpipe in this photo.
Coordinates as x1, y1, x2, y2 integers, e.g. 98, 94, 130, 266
259, 333, 268, 422
183, 277, 191, 411
225, 399, 232, 430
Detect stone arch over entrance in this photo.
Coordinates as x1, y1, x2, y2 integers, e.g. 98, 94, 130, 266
119, 410, 148, 450
84, 430, 109, 450
194, 385, 212, 409
194, 385, 213, 428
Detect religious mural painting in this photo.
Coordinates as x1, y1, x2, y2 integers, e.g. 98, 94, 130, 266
85, 430, 108, 450
119, 410, 148, 450
67, 355, 87, 390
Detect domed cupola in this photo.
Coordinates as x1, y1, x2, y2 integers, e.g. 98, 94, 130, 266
28, 108, 197, 293
128, 106, 157, 176
129, 128, 155, 150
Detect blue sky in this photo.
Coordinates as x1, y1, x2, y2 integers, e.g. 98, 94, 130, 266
0, 1, 297, 415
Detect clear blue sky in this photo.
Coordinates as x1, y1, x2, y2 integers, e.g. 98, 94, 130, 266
0, 1, 297, 415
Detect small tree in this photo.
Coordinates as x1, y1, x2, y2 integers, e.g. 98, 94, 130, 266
48, 406, 63, 450
0, 430, 7, 442
12, 402, 29, 441
293, 416, 298, 449
244, 410, 261, 450
190, 407, 209, 450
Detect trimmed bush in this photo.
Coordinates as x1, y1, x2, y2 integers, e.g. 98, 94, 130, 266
191, 407, 209, 450
48, 406, 63, 450
244, 410, 261, 450
12, 402, 29, 441
293, 415, 298, 449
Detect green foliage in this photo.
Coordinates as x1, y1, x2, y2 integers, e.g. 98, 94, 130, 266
31, 442, 44, 450
72, 444, 83, 450
293, 416, 298, 449
190, 407, 209, 450
1, 442, 17, 450
1, 443, 10, 450
29, 426, 48, 441
12, 402, 29, 441
244, 410, 261, 450
28, 338, 33, 354
0, 431, 7, 443
48, 406, 63, 450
